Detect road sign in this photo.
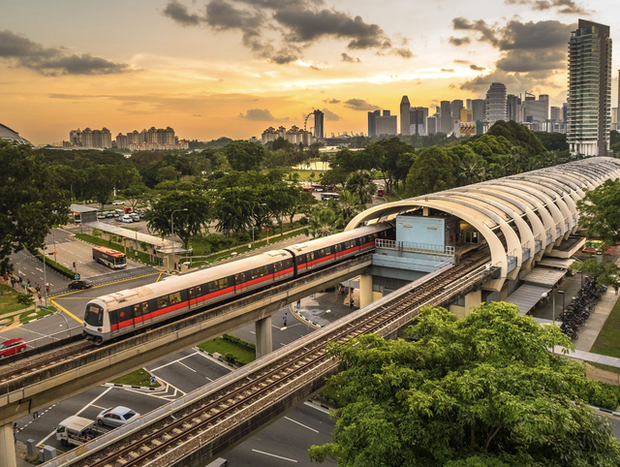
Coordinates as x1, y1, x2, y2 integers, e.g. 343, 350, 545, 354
150, 376, 156, 385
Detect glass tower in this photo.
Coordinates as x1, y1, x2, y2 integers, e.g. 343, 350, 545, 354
568, 19, 612, 157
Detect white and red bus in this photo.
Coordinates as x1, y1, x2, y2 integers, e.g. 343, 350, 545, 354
92, 246, 127, 269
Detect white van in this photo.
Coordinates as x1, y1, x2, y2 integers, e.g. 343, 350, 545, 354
56, 416, 103, 447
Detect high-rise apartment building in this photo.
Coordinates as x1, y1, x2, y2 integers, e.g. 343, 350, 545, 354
410, 107, 429, 135
562, 103, 569, 123
471, 99, 486, 122
568, 19, 612, 156
66, 127, 112, 148
367, 110, 381, 137
506, 94, 521, 121
466, 99, 472, 110
440, 101, 452, 134
400, 96, 410, 135
485, 82, 507, 126
550, 106, 561, 122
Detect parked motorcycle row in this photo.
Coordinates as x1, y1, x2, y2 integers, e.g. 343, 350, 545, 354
559, 276, 607, 340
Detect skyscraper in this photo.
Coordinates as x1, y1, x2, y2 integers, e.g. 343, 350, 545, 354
410, 107, 429, 135
400, 96, 411, 135
471, 99, 486, 122
313, 110, 324, 139
568, 19, 612, 156
367, 110, 380, 137
451, 100, 464, 122
440, 101, 452, 134
506, 94, 521, 121
485, 82, 507, 126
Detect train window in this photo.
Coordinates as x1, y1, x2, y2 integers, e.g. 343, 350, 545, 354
133, 304, 142, 317
208, 281, 218, 293
235, 272, 246, 284
157, 295, 170, 309
251, 266, 269, 279
274, 261, 283, 272
189, 287, 200, 299
85, 304, 103, 327
169, 292, 182, 304
142, 302, 149, 315
219, 278, 228, 289
298, 255, 305, 264
335, 244, 342, 253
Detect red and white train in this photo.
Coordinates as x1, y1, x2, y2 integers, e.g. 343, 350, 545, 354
83, 223, 394, 343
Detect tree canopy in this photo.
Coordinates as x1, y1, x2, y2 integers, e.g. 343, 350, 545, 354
310, 302, 620, 467
577, 179, 620, 247
0, 141, 69, 274
224, 140, 266, 171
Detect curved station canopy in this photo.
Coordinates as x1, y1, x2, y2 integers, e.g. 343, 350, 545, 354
346, 157, 620, 291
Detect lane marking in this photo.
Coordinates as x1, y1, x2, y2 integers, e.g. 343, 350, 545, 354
54, 296, 98, 300
91, 404, 106, 410
192, 348, 235, 371
179, 361, 197, 373
205, 376, 213, 382
284, 416, 319, 433
50, 299, 83, 324
51, 272, 161, 299
149, 352, 199, 372
252, 449, 298, 463
156, 272, 164, 282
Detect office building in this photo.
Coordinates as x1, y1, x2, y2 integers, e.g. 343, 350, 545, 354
612, 108, 618, 131
568, 19, 612, 156
466, 99, 472, 110
376, 113, 398, 136
520, 95, 549, 123
471, 99, 486, 122
451, 100, 464, 122
485, 82, 507, 125
367, 110, 381, 137
426, 116, 438, 135
563, 102, 569, 123
410, 107, 429, 135
440, 101, 452, 134
400, 96, 411, 135
460, 109, 473, 123
507, 94, 521, 121
550, 106, 561, 122
313, 110, 324, 139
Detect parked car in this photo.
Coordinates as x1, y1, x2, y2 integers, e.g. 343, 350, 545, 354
0, 338, 26, 358
122, 217, 133, 223
130, 213, 140, 221
112, 200, 125, 206
68, 279, 93, 290
97, 406, 140, 428
105, 212, 115, 218
97, 212, 105, 219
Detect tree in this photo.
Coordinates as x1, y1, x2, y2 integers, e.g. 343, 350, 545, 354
0, 141, 69, 274
406, 146, 458, 196
309, 208, 336, 238
123, 184, 151, 211
577, 179, 620, 247
570, 258, 620, 289
345, 170, 376, 205
224, 141, 266, 171
310, 302, 620, 467
145, 190, 211, 249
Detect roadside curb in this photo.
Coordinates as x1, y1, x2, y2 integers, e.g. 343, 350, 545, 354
590, 405, 620, 417
195, 347, 239, 370
290, 305, 322, 329
103, 381, 165, 392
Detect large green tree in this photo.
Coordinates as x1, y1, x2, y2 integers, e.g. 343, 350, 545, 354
310, 302, 620, 467
0, 141, 69, 274
224, 141, 266, 171
577, 179, 620, 247
406, 146, 458, 196
145, 190, 211, 249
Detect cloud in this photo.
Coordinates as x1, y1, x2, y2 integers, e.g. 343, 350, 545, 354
454, 59, 470, 64
470, 64, 485, 71
452, 18, 575, 89
239, 108, 276, 120
324, 98, 341, 104
459, 69, 560, 93
504, 0, 590, 14
448, 36, 471, 46
341, 53, 360, 63
321, 108, 341, 121
162, 1, 202, 26
0, 30, 129, 76
441, 68, 455, 72
162, 1, 412, 64
343, 98, 380, 111
193, 114, 203, 117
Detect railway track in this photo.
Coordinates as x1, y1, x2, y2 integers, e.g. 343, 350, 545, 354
67, 248, 493, 467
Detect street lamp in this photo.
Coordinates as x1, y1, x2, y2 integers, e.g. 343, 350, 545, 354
557, 290, 565, 321
542, 291, 556, 325
170, 208, 188, 271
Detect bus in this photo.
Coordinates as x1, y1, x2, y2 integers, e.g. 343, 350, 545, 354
321, 193, 339, 201
92, 246, 127, 269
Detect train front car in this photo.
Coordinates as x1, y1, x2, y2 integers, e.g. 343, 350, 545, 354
83, 299, 111, 344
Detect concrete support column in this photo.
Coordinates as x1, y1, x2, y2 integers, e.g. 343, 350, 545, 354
464, 289, 481, 314
359, 275, 373, 309
255, 316, 273, 358
0, 422, 17, 467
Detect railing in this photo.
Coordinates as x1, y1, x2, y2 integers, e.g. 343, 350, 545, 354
375, 239, 455, 256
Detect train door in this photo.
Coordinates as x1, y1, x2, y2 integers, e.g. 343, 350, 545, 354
132, 301, 150, 327
189, 286, 201, 309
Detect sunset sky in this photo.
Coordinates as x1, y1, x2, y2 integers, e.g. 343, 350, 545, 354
1, 0, 618, 145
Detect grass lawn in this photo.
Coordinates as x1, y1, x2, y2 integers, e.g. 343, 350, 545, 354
20, 306, 57, 324
110, 368, 161, 388
590, 295, 620, 358
288, 169, 327, 182
0, 284, 25, 316
198, 338, 256, 366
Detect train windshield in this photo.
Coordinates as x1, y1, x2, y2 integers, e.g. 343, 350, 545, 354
84, 304, 104, 327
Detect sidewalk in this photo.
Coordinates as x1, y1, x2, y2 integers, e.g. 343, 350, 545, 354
293, 289, 357, 328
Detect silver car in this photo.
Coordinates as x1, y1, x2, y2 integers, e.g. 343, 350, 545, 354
97, 406, 140, 428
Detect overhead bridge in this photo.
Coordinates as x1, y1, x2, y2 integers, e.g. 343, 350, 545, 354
42, 250, 496, 467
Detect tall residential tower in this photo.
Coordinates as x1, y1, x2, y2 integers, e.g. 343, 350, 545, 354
485, 82, 507, 126
568, 19, 612, 156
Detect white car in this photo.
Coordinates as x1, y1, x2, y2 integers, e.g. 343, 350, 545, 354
97, 406, 140, 428
122, 217, 133, 223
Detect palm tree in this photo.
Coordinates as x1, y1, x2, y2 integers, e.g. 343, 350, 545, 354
457, 154, 487, 186
345, 170, 376, 205
309, 208, 336, 238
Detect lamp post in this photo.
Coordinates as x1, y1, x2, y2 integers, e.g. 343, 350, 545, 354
170, 208, 188, 271
558, 290, 565, 321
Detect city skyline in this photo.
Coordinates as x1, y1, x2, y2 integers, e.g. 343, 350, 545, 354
1, 0, 619, 144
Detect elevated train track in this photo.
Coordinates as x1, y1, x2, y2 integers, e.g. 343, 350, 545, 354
46, 248, 495, 467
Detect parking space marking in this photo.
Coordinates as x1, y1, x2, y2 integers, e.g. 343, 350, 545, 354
179, 361, 197, 373
75, 387, 113, 416
252, 449, 298, 463
149, 352, 199, 372
284, 416, 319, 433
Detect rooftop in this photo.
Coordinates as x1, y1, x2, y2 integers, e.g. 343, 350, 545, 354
0, 123, 33, 147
